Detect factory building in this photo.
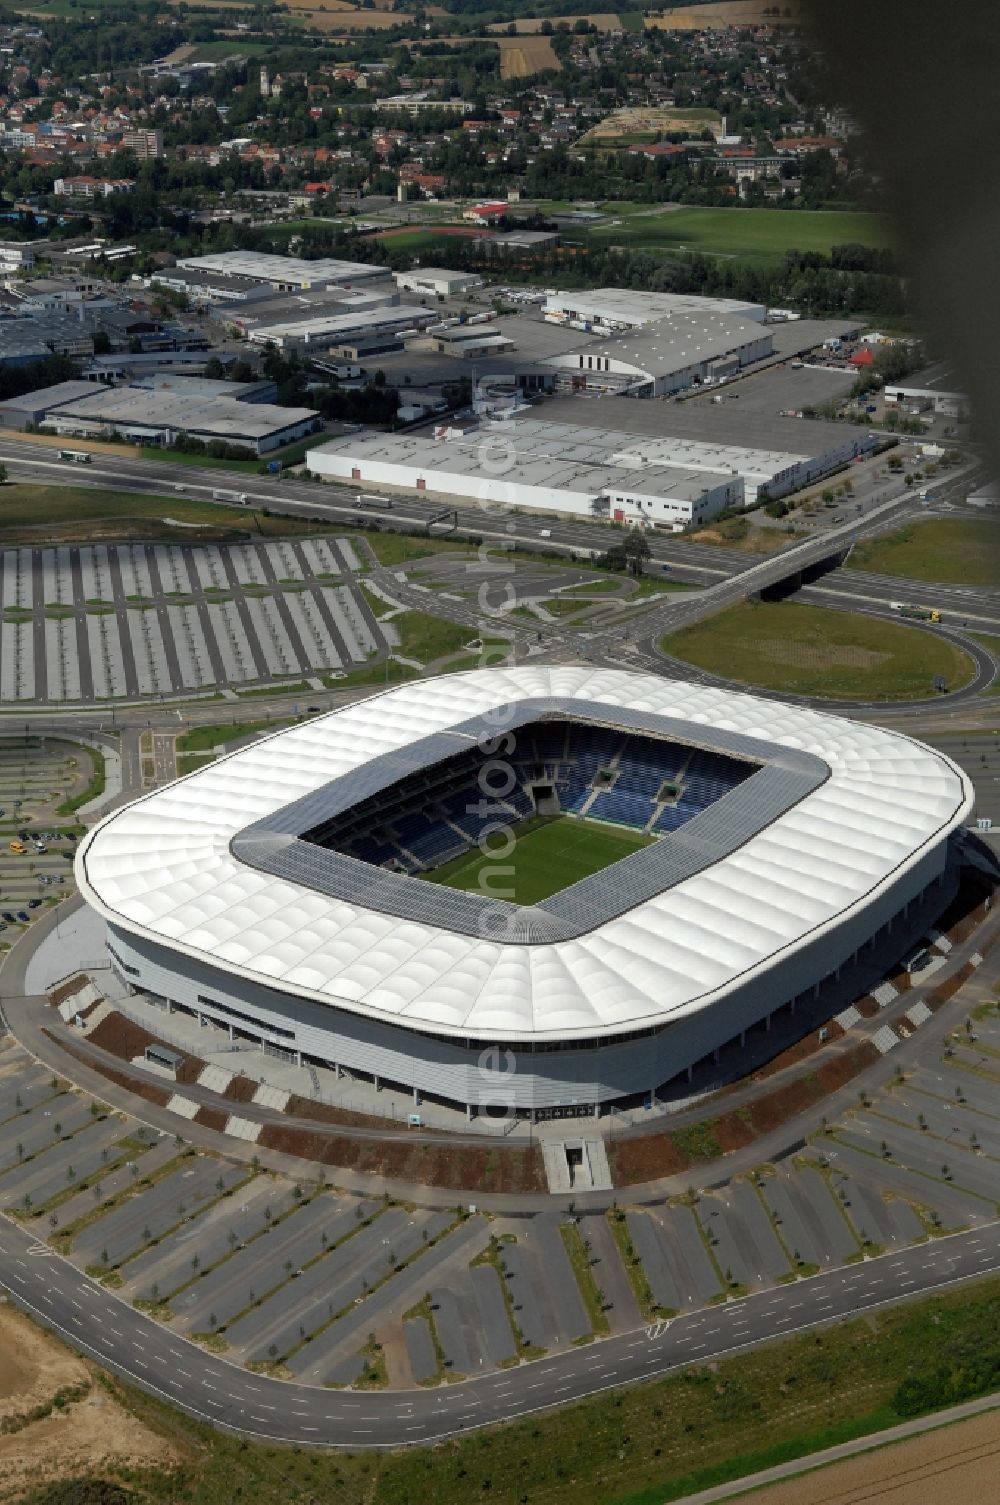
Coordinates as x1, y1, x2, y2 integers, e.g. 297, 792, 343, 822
543, 288, 769, 331
307, 414, 879, 516
394, 268, 484, 299
10, 383, 321, 455
173, 251, 393, 293
306, 424, 743, 531
242, 301, 439, 353
548, 311, 773, 397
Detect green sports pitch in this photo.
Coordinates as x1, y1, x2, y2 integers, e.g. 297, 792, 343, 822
423, 813, 652, 905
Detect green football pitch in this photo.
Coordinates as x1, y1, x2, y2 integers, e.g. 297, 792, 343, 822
423, 813, 653, 905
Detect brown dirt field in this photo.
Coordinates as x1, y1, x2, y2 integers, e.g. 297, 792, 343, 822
85, 1012, 205, 1087
285, 1091, 410, 1133
193, 1104, 229, 1132
257, 1122, 547, 1193
711, 1109, 756, 1153
222, 1073, 259, 1104
45, 1029, 171, 1110
0, 428, 137, 459
496, 34, 558, 76
645, 0, 805, 30
748, 1404, 1000, 1505
606, 1128, 690, 1183
289, 8, 417, 29
579, 104, 723, 142
744, 1021, 846, 1085
488, 12, 622, 32
48, 976, 89, 1007
0, 1306, 179, 1505
609, 1041, 879, 1186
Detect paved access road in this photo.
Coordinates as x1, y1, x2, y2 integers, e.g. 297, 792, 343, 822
1, 1209, 997, 1448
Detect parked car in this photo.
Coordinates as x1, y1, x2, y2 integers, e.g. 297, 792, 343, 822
16, 910, 29, 923
27, 898, 41, 908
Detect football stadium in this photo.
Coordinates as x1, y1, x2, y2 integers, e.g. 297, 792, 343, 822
76, 667, 973, 1120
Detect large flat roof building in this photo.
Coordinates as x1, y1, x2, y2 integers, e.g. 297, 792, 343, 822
549, 311, 773, 397
307, 413, 873, 517
544, 288, 768, 331
394, 268, 484, 298
524, 411, 880, 504
244, 301, 439, 352
307, 422, 743, 530
174, 251, 393, 293
35, 385, 321, 455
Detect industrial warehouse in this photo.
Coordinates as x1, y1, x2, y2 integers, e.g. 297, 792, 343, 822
173, 250, 392, 292
306, 415, 878, 524
0, 378, 321, 454
76, 667, 972, 1119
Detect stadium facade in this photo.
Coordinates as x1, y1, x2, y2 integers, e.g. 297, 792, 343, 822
77, 669, 973, 1119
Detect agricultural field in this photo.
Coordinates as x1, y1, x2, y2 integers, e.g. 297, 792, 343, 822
747, 1408, 1000, 1505
165, 0, 248, 9
660, 599, 974, 701
578, 104, 723, 146
425, 812, 651, 904
845, 517, 1000, 588
645, 0, 805, 28
266, 0, 423, 29
576, 204, 896, 260
494, 33, 559, 75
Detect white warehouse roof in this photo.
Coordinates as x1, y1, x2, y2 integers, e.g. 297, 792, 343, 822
77, 668, 971, 1045
306, 427, 736, 506
175, 251, 391, 289
544, 288, 768, 328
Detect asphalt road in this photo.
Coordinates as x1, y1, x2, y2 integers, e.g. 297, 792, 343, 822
1, 1209, 997, 1447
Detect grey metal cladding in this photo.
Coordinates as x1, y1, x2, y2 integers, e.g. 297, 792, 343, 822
230, 696, 829, 944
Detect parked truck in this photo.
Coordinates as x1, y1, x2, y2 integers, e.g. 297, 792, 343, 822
889, 601, 941, 622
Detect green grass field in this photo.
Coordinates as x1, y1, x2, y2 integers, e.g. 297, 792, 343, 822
578, 205, 895, 261
425, 812, 652, 903
137, 433, 320, 472
389, 610, 478, 665
374, 228, 473, 257
845, 517, 1000, 587
661, 599, 974, 700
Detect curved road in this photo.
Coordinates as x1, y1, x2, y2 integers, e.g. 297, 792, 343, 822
1, 1211, 998, 1448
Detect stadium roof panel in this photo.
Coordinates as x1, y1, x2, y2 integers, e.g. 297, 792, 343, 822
77, 668, 972, 1044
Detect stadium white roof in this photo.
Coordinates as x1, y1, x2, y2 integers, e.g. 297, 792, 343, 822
77, 668, 971, 1044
